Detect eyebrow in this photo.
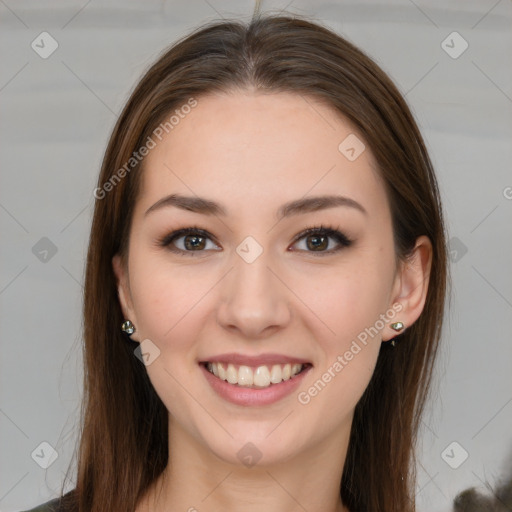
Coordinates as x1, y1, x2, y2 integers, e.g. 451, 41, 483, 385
144, 193, 368, 219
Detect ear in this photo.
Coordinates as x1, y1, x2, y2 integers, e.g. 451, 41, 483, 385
383, 235, 433, 341
112, 254, 140, 342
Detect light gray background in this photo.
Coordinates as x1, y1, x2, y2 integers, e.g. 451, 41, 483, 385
1, 1, 511, 511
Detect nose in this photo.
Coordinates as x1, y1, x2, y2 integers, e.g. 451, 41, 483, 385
216, 250, 292, 340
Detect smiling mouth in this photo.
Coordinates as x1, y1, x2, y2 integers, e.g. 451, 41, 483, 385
201, 361, 312, 389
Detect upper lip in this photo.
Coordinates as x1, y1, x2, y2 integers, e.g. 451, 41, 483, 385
200, 352, 312, 367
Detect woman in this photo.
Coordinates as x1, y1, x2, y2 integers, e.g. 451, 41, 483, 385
23, 12, 449, 512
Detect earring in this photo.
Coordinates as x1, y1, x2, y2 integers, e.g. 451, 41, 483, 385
390, 321, 405, 332
121, 320, 135, 335
389, 321, 405, 347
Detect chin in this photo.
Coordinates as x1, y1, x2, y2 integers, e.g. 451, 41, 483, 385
201, 431, 305, 469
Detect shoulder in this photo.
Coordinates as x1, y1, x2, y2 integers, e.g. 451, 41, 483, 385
19, 489, 76, 512
19, 496, 61, 512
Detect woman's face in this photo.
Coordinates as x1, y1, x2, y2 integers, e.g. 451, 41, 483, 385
114, 90, 413, 467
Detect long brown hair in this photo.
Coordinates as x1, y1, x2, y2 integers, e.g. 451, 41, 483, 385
60, 13, 450, 512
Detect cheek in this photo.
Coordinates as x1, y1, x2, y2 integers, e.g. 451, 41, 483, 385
128, 253, 187, 339
292, 252, 392, 404
128, 253, 219, 357
294, 255, 393, 345
310, 347, 380, 429
296, 269, 384, 422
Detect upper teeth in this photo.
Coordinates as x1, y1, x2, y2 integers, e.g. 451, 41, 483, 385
206, 362, 304, 388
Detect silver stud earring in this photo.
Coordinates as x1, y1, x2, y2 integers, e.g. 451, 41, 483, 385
390, 321, 405, 332
389, 321, 405, 347
121, 320, 135, 335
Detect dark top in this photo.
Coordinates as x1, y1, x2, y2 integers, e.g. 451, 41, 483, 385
20, 496, 62, 512
20, 490, 75, 512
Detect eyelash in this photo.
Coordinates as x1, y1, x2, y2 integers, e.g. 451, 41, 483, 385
158, 224, 353, 257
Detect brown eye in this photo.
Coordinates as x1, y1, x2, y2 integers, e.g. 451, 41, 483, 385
160, 227, 219, 255
182, 234, 207, 250
159, 225, 353, 257
291, 226, 353, 255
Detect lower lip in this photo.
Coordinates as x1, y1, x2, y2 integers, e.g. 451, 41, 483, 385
200, 363, 312, 406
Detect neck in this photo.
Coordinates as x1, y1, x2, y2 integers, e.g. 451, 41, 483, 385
141, 417, 352, 512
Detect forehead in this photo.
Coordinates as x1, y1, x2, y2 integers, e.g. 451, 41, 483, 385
136, 91, 388, 218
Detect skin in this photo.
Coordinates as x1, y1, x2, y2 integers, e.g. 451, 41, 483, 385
113, 90, 432, 512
